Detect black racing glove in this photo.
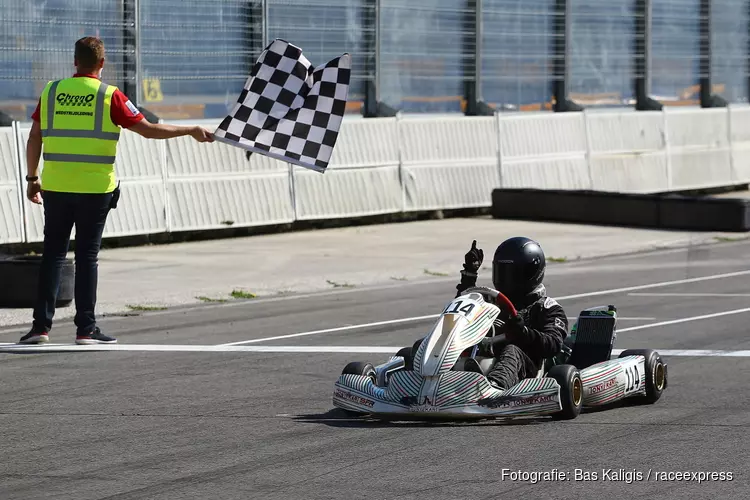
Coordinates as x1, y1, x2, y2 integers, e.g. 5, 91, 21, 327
462, 240, 483, 277
457, 240, 483, 293
502, 314, 526, 344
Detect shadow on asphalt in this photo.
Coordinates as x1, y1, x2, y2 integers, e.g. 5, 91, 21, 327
292, 409, 552, 428
293, 398, 645, 428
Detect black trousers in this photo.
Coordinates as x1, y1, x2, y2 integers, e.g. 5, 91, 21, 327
486, 344, 539, 390
33, 191, 112, 335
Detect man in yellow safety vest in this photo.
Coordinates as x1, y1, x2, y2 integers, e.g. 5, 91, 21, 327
19, 36, 214, 345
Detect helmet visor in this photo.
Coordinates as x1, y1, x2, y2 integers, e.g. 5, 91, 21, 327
493, 259, 543, 298
492, 261, 522, 297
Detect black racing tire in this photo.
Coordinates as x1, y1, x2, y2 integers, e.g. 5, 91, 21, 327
339, 362, 377, 417
619, 349, 667, 404
548, 364, 583, 420
341, 362, 377, 384
411, 337, 425, 357
395, 347, 413, 370
0, 256, 74, 308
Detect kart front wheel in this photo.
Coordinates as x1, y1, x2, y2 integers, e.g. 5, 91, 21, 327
339, 362, 377, 417
619, 349, 667, 404
395, 347, 414, 370
548, 364, 583, 420
341, 362, 377, 385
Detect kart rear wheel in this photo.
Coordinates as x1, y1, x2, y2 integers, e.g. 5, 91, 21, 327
548, 364, 583, 420
618, 349, 667, 404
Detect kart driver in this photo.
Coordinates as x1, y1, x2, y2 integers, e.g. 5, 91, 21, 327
455, 237, 568, 390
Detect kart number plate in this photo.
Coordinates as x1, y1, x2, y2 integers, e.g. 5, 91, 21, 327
442, 297, 481, 319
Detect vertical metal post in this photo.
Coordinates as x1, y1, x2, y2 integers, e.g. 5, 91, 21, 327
375, 0, 382, 104
463, 0, 477, 115
134, 0, 142, 107
645, 0, 653, 97
699, 0, 711, 107
364, 0, 396, 117
243, 0, 263, 72
464, 0, 492, 115
552, 0, 581, 111
363, 0, 377, 116
635, 0, 662, 110
747, 0, 750, 102
122, 0, 137, 103
700, 0, 728, 107
262, 0, 269, 46
475, 0, 482, 104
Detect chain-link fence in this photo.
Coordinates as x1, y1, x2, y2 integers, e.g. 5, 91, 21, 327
1, 0, 127, 118
1, 0, 748, 121
570, 0, 639, 106
481, 0, 558, 112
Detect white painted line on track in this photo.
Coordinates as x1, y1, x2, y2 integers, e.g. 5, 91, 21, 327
555, 269, 750, 300
629, 293, 750, 298
617, 307, 750, 333
0, 343, 399, 354
219, 316, 654, 348
220, 315, 439, 346
2, 343, 750, 358
221, 270, 750, 346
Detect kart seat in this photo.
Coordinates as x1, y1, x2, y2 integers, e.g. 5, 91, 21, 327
567, 306, 617, 370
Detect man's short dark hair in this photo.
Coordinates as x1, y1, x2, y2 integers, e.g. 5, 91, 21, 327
75, 37, 105, 69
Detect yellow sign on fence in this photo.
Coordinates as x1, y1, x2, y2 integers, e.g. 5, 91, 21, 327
142, 78, 164, 102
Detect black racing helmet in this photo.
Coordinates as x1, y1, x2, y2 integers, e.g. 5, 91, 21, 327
492, 236, 546, 302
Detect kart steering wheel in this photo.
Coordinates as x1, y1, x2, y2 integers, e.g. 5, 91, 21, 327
460, 286, 517, 317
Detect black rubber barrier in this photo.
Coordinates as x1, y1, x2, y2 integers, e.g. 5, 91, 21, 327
0, 256, 74, 308
659, 195, 750, 232
491, 189, 661, 228
491, 188, 750, 232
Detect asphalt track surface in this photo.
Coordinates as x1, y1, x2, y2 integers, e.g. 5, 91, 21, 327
3, 240, 750, 499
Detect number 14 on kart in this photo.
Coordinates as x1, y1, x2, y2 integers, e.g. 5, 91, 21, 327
442, 298, 480, 318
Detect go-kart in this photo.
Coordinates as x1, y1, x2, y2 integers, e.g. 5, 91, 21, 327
332, 287, 668, 420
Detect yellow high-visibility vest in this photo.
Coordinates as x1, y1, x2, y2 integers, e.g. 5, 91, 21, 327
39, 77, 121, 194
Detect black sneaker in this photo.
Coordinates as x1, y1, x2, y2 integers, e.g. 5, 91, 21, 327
18, 328, 49, 344
76, 327, 117, 345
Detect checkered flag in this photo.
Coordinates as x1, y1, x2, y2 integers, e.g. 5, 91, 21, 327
213, 39, 351, 173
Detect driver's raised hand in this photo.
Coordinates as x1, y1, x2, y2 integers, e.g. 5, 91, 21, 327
463, 240, 484, 276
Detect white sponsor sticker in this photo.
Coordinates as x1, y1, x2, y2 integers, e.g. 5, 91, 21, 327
544, 297, 559, 309
555, 317, 566, 330
125, 99, 140, 116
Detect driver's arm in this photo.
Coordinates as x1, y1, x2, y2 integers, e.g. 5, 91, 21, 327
506, 301, 568, 358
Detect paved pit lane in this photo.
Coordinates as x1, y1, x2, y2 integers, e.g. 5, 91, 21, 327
2, 240, 750, 499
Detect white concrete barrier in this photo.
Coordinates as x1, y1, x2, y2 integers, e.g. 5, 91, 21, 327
0, 125, 23, 244
5, 107, 749, 245
586, 110, 669, 193
729, 105, 750, 183
105, 129, 168, 237
165, 135, 294, 231
15, 125, 48, 243
399, 116, 499, 210
665, 107, 733, 191
16, 125, 169, 242
499, 113, 590, 190
293, 118, 402, 219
